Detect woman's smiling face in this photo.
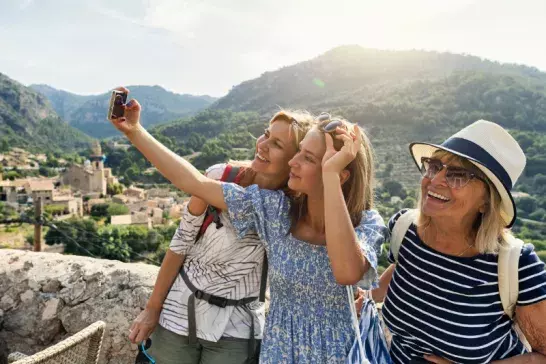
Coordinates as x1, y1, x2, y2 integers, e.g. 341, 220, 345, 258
287, 128, 326, 196
251, 120, 298, 181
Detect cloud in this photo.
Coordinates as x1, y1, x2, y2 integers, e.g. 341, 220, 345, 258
0, 0, 544, 97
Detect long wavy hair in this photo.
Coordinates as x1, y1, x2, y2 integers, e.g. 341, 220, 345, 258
289, 116, 376, 228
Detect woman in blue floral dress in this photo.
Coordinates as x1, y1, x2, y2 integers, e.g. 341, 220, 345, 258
110, 87, 388, 363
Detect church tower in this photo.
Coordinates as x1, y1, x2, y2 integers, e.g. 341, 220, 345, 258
90, 140, 104, 171
89, 140, 106, 195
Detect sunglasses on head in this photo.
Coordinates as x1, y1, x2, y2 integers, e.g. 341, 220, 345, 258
420, 157, 486, 189
317, 112, 347, 132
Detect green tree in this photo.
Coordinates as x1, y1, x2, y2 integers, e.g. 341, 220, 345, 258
187, 133, 206, 152
383, 180, 407, 199
107, 183, 124, 196
0, 139, 9, 152
125, 165, 141, 182
518, 196, 538, 215
529, 209, 546, 222
402, 197, 417, 209
533, 174, 546, 195
90, 203, 110, 218
45, 219, 100, 257
107, 203, 129, 217
193, 140, 229, 170
5, 170, 20, 180
44, 204, 67, 216
97, 227, 131, 262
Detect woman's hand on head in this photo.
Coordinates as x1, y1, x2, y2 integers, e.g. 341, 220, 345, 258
322, 124, 361, 175
109, 86, 142, 136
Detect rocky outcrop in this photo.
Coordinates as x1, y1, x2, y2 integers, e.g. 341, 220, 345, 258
0, 249, 158, 364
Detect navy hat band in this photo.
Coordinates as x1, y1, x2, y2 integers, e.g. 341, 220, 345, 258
441, 137, 513, 190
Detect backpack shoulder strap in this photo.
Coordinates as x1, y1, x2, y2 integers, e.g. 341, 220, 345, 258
197, 165, 243, 240
498, 236, 524, 319
390, 209, 418, 262
259, 254, 268, 302
498, 236, 532, 352
222, 165, 241, 183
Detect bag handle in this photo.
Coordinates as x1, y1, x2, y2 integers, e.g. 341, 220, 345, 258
346, 286, 370, 364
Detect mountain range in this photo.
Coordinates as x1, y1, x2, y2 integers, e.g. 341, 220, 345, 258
0, 72, 91, 153
2, 45, 545, 187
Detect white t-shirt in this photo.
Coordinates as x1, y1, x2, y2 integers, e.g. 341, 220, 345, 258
159, 163, 266, 341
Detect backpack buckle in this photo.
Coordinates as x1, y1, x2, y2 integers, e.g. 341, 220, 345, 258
208, 295, 228, 308
194, 290, 204, 299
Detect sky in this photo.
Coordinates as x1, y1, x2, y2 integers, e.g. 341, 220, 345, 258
1, 0, 545, 97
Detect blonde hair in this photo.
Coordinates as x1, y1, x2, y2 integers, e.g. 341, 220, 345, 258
416, 150, 511, 254
229, 109, 316, 187
289, 115, 375, 227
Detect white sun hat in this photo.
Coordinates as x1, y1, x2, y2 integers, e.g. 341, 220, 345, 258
409, 120, 526, 227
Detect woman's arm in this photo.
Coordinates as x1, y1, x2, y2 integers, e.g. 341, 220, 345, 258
323, 173, 367, 285
371, 264, 396, 302
426, 301, 546, 364
187, 196, 208, 216
129, 249, 185, 344
128, 196, 209, 344
426, 353, 545, 364
507, 301, 546, 360
110, 87, 226, 210
322, 125, 369, 285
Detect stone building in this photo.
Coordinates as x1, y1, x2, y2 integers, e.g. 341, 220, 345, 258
61, 141, 118, 195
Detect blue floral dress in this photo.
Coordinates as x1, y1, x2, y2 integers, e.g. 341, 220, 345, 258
222, 184, 388, 364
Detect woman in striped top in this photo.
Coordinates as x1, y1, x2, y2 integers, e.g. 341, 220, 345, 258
373, 120, 546, 363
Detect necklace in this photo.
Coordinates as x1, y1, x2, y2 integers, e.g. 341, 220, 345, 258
421, 225, 475, 257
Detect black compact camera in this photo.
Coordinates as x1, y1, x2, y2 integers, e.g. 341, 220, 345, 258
107, 90, 128, 120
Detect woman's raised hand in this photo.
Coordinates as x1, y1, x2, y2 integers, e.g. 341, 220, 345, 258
109, 86, 142, 136
322, 124, 361, 175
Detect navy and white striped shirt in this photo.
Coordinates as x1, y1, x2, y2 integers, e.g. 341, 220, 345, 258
383, 209, 546, 364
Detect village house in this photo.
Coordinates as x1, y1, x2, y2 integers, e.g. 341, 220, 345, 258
111, 212, 152, 229
112, 194, 130, 205
0, 179, 29, 205
25, 180, 83, 217
169, 204, 185, 219
123, 186, 147, 200
147, 188, 173, 198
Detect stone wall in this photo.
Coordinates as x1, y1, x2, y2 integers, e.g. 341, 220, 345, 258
0, 249, 158, 364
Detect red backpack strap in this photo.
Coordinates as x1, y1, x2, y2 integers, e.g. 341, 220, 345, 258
197, 165, 242, 240
223, 165, 242, 184
221, 164, 234, 182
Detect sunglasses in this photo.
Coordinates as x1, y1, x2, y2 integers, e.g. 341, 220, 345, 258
317, 112, 347, 132
135, 338, 155, 364
420, 157, 485, 189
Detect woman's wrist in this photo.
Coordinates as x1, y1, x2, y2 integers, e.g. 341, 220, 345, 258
125, 123, 145, 139
145, 300, 163, 313
322, 171, 341, 183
